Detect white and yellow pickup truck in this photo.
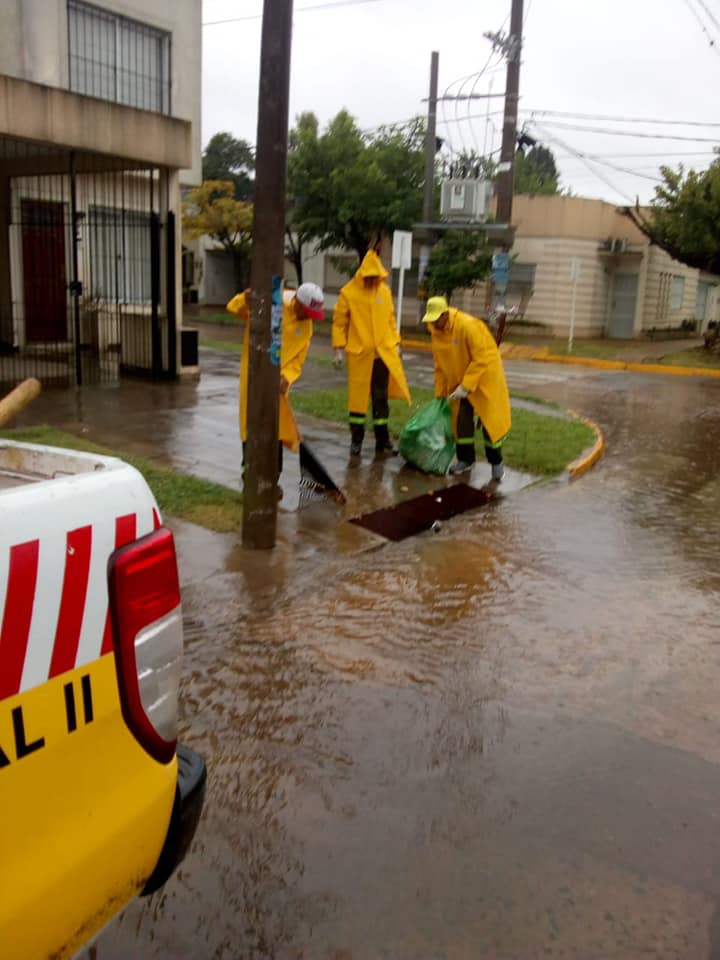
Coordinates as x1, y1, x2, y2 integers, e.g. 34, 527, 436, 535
0, 436, 206, 959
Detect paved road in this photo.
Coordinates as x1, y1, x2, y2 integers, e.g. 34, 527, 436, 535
36, 348, 718, 960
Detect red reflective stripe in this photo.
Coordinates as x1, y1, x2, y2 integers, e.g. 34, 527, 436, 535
153, 508, 161, 530
101, 514, 137, 656
49, 525, 92, 678
0, 540, 40, 700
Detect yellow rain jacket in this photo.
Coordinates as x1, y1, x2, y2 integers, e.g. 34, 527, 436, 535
226, 289, 312, 453
332, 250, 411, 413
430, 308, 511, 444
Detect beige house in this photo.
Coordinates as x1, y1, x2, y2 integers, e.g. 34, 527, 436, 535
464, 194, 719, 339
0, 0, 202, 386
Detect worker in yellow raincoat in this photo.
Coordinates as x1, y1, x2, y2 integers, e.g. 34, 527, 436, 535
226, 281, 325, 486
332, 249, 411, 457
422, 295, 511, 483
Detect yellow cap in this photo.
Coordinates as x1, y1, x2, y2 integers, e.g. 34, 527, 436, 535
422, 296, 449, 323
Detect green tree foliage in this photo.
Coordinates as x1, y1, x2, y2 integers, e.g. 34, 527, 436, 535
183, 181, 253, 288
287, 110, 425, 264
423, 231, 492, 301
513, 145, 560, 195
627, 161, 720, 276
202, 132, 255, 201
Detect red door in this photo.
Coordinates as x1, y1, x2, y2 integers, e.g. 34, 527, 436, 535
21, 200, 68, 343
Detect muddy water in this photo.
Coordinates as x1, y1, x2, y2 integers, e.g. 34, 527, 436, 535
98, 371, 720, 959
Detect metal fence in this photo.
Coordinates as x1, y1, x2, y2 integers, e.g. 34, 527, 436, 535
0, 136, 176, 389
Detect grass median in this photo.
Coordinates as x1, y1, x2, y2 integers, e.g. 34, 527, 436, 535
0, 426, 244, 533
292, 386, 595, 476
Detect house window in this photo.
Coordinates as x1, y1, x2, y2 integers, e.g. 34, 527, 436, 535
89, 207, 152, 305
68, 1, 170, 114
670, 276, 685, 311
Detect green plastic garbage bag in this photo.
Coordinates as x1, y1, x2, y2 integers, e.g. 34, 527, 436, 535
399, 398, 455, 475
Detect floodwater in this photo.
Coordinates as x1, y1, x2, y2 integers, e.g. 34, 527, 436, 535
93, 364, 720, 959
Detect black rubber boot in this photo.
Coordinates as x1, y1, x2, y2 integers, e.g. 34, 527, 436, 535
350, 423, 365, 457
374, 424, 396, 456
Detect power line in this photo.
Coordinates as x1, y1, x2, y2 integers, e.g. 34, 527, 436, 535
532, 123, 638, 202
681, 0, 720, 55
695, 0, 720, 32
522, 108, 720, 128
532, 120, 720, 142
203, 0, 381, 26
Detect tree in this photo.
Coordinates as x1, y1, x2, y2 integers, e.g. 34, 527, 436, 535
514, 145, 560, 195
202, 132, 255, 201
285, 111, 321, 284
423, 230, 492, 301
183, 180, 253, 288
623, 160, 720, 276
287, 110, 425, 264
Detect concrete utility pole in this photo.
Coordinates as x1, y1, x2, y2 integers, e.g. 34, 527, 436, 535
417, 50, 439, 301
242, 0, 294, 550
495, 0, 523, 228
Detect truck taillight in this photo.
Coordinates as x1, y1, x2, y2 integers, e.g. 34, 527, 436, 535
109, 527, 183, 764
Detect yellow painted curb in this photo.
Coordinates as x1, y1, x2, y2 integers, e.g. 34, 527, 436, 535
532, 352, 720, 378
566, 411, 605, 481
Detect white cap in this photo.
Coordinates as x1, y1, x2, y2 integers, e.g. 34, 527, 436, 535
296, 282, 325, 320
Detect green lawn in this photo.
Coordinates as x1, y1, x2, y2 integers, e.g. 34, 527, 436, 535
200, 338, 242, 353
292, 386, 594, 476
0, 427, 243, 532
657, 347, 720, 368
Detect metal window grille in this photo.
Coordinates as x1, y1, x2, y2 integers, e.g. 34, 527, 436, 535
67, 0, 171, 114
0, 136, 176, 389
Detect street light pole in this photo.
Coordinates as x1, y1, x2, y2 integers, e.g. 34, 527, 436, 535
242, 0, 294, 550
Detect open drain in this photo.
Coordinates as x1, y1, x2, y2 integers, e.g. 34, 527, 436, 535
349, 482, 492, 541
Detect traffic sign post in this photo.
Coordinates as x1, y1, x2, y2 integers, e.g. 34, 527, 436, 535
392, 230, 413, 333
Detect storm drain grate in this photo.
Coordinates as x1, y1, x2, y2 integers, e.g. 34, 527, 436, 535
349, 482, 492, 541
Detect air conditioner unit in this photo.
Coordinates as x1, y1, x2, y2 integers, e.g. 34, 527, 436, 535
440, 178, 493, 223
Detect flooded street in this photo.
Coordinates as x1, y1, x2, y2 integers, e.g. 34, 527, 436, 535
88, 359, 720, 959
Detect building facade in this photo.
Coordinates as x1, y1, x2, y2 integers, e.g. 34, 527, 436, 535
0, 0, 201, 387
464, 195, 720, 339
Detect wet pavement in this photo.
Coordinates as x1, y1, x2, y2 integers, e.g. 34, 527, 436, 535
21, 346, 720, 958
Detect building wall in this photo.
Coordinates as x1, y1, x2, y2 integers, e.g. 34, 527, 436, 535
641, 245, 700, 332
0, 0, 201, 183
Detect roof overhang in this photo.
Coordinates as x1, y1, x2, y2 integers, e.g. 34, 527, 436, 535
0, 74, 191, 170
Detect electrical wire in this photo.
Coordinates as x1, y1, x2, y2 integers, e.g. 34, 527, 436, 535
529, 120, 720, 142
203, 0, 382, 27
681, 0, 720, 55
695, 0, 720, 32
531, 123, 642, 202
522, 108, 720, 128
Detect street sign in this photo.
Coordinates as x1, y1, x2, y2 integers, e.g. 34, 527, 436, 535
391, 230, 413, 270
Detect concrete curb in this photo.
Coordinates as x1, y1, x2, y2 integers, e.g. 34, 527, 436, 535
400, 338, 720, 378
566, 412, 605, 481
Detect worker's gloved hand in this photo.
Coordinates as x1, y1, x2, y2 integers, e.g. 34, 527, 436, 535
448, 384, 469, 401
279, 374, 289, 395
333, 348, 344, 370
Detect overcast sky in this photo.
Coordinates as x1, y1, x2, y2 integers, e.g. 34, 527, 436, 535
201, 0, 719, 205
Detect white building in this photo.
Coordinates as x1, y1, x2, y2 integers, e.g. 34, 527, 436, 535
0, 0, 202, 386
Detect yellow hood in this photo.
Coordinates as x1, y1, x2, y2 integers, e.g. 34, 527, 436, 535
356, 249, 389, 280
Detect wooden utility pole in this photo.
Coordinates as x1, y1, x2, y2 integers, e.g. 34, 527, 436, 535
495, 0, 523, 228
242, 0, 294, 550
417, 50, 439, 299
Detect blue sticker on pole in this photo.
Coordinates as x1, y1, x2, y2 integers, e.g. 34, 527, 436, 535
491, 252, 510, 294
270, 275, 283, 366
